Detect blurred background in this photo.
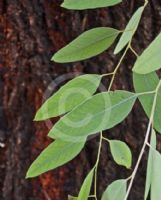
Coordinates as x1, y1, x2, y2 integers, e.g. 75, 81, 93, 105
0, 0, 161, 199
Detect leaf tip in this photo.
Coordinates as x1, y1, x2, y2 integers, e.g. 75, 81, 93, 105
34, 108, 51, 121
33, 114, 38, 121
26, 164, 40, 179
132, 67, 136, 72
33, 112, 42, 121
60, 2, 65, 8
51, 53, 66, 63
113, 48, 119, 55
47, 132, 53, 138
25, 174, 30, 179
25, 170, 33, 179
51, 51, 62, 62
51, 54, 57, 62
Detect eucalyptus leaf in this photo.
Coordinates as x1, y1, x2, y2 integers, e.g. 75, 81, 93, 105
144, 129, 156, 200
109, 140, 132, 168
77, 168, 94, 200
34, 74, 102, 121
114, 6, 144, 54
101, 179, 127, 200
133, 72, 161, 133
133, 32, 161, 74
52, 28, 120, 63
48, 90, 137, 141
26, 140, 85, 178
61, 0, 122, 10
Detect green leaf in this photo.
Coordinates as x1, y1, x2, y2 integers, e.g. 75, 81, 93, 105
26, 140, 85, 178
109, 140, 132, 168
34, 74, 102, 121
151, 150, 161, 200
133, 32, 161, 74
52, 28, 120, 63
114, 6, 144, 54
68, 195, 77, 200
101, 179, 127, 200
77, 168, 94, 200
133, 72, 161, 133
144, 129, 156, 200
48, 90, 137, 141
61, 0, 122, 10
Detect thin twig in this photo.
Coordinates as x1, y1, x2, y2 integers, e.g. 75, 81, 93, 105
101, 72, 114, 78
108, 44, 130, 91
94, 132, 103, 199
124, 80, 161, 200
129, 45, 139, 57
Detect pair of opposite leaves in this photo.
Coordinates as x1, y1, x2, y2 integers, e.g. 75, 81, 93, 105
52, 5, 161, 75
27, 74, 133, 178
68, 130, 161, 200
27, 70, 161, 178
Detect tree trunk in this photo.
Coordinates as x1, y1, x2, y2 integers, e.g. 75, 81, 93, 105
1, 0, 161, 199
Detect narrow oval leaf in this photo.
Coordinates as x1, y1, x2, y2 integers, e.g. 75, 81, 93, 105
48, 90, 137, 141
34, 74, 102, 121
144, 129, 156, 200
61, 0, 122, 10
26, 140, 85, 178
101, 179, 127, 200
77, 168, 94, 200
151, 150, 161, 200
109, 140, 132, 168
133, 32, 161, 74
52, 28, 120, 63
114, 6, 144, 54
133, 72, 161, 133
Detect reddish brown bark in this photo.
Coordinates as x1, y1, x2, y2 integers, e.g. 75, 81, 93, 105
1, 0, 161, 199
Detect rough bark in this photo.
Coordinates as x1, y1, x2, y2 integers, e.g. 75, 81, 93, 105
0, 0, 161, 199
